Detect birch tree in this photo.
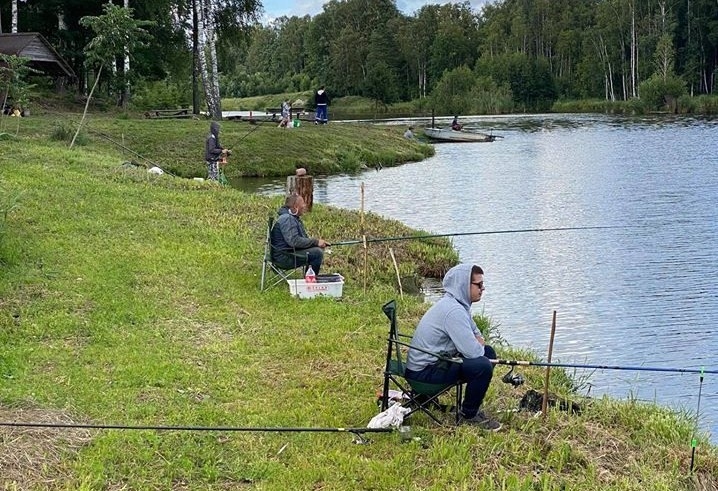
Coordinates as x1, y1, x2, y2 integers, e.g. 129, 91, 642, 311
196, 0, 222, 120
12, 0, 28, 33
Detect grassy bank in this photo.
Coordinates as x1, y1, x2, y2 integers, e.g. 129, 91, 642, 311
224, 94, 432, 120
226, 92, 718, 119
1, 118, 717, 490
0, 107, 433, 179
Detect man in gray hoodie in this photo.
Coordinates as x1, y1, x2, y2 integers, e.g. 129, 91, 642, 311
205, 121, 228, 181
270, 194, 329, 273
405, 263, 500, 430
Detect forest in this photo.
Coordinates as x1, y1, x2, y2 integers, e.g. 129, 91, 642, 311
1, 0, 717, 113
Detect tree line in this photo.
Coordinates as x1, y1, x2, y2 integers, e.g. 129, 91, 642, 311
1, 0, 716, 114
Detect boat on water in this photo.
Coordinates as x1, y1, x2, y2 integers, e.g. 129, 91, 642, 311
423, 127, 499, 143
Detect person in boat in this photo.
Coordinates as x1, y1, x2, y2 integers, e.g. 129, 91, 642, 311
270, 193, 330, 274
405, 263, 501, 431
403, 126, 415, 139
451, 115, 463, 131
205, 121, 230, 181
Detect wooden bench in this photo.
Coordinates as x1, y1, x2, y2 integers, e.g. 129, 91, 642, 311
145, 108, 193, 119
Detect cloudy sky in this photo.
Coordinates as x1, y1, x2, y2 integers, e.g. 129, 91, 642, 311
261, 0, 491, 21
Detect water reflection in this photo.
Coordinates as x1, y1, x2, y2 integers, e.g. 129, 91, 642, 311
233, 114, 718, 440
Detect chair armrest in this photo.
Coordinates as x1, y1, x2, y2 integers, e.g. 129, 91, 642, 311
389, 337, 463, 364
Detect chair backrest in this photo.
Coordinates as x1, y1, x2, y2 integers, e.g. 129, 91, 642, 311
382, 300, 406, 376
263, 216, 274, 263
381, 299, 464, 398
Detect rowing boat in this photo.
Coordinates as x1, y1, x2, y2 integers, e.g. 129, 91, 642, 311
423, 127, 498, 143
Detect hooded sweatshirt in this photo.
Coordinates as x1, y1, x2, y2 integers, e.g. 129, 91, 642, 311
205, 121, 223, 162
315, 89, 328, 106
271, 206, 319, 252
405, 263, 484, 371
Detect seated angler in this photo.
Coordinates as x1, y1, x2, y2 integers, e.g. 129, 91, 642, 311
405, 263, 501, 431
270, 193, 330, 273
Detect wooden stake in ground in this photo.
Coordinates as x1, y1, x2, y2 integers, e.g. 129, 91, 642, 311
389, 247, 403, 298
361, 183, 367, 294
542, 310, 557, 419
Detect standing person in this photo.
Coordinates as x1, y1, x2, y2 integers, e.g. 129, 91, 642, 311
314, 85, 329, 125
205, 121, 229, 181
270, 194, 330, 273
278, 99, 291, 128
405, 263, 501, 430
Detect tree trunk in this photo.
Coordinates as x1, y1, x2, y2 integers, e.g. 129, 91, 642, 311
12, 0, 18, 33
122, 0, 131, 109
70, 64, 103, 149
197, 0, 221, 120
192, 0, 200, 114
630, 0, 637, 98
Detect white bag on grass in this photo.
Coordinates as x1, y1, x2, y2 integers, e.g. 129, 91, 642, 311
367, 403, 411, 429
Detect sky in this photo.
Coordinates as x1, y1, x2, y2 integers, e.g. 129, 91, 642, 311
261, 0, 491, 22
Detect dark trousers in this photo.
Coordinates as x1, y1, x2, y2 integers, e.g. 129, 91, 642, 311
315, 104, 328, 123
272, 246, 324, 274
405, 345, 496, 419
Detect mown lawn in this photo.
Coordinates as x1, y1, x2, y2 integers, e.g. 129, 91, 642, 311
0, 115, 717, 490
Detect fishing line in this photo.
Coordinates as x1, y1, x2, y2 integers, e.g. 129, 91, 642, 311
232, 112, 278, 145
490, 358, 718, 375
331, 224, 634, 247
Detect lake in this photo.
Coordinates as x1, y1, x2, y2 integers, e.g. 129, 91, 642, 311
236, 113, 718, 440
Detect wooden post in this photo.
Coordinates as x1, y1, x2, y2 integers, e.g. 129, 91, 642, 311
286, 174, 314, 212
361, 183, 367, 294
542, 310, 557, 420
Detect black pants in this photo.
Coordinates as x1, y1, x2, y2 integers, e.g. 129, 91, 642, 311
272, 246, 324, 274
405, 345, 496, 418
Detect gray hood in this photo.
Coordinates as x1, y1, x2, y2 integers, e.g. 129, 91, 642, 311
210, 121, 220, 139
442, 263, 474, 309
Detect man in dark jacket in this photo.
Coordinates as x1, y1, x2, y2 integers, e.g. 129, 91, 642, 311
270, 194, 329, 273
314, 86, 329, 125
205, 121, 228, 181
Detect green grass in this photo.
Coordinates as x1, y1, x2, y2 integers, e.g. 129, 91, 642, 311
1, 112, 717, 490
5, 106, 433, 179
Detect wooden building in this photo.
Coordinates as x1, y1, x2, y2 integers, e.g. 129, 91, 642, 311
0, 32, 75, 79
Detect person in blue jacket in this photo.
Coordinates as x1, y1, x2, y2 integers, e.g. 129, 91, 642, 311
405, 263, 501, 430
270, 194, 330, 273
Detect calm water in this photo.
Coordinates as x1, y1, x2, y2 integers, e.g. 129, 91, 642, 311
239, 114, 718, 439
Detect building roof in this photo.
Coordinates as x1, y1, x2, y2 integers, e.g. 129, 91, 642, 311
0, 32, 75, 78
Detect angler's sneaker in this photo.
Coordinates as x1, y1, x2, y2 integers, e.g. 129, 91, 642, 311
460, 410, 502, 431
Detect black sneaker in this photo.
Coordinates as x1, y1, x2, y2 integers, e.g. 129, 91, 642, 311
460, 410, 502, 431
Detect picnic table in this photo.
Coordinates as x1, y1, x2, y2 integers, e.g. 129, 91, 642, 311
144, 108, 193, 119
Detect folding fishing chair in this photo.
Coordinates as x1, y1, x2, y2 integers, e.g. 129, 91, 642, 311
260, 216, 304, 291
379, 299, 464, 425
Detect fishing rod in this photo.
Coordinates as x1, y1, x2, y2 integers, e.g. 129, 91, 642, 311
232, 112, 278, 145
331, 225, 631, 247
690, 367, 705, 473
84, 125, 175, 176
0, 421, 392, 443
491, 358, 718, 375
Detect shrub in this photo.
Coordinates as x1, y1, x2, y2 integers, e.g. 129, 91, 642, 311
639, 75, 687, 111
131, 80, 191, 110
